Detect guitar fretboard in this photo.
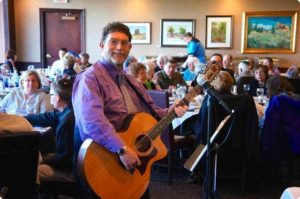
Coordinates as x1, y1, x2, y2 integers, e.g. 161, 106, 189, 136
135, 85, 202, 151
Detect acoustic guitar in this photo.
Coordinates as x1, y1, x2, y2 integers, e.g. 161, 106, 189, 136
78, 61, 220, 199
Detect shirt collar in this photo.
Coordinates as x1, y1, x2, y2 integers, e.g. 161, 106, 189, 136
99, 57, 124, 80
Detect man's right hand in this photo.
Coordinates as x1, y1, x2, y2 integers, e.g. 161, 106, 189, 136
118, 146, 141, 171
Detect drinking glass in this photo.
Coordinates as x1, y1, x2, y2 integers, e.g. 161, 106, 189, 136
243, 84, 250, 94
256, 88, 264, 104
231, 85, 237, 95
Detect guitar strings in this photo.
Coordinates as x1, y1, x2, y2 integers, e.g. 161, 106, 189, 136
135, 85, 202, 152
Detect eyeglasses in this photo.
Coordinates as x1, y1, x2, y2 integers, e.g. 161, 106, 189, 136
24, 79, 38, 83
107, 39, 130, 48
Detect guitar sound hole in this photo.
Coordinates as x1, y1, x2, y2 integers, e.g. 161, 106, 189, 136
135, 135, 151, 153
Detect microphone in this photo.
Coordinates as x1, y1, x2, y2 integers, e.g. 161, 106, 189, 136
0, 186, 8, 199
196, 68, 233, 114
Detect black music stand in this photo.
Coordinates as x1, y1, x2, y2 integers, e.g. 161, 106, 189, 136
184, 96, 234, 199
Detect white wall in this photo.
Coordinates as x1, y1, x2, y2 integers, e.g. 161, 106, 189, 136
14, 0, 300, 67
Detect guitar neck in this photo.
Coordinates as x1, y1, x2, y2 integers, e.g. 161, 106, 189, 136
147, 85, 202, 141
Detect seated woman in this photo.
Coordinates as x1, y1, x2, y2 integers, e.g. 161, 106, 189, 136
286, 65, 299, 78
210, 71, 234, 94
62, 53, 77, 80
24, 78, 74, 183
144, 60, 162, 90
258, 76, 297, 128
183, 56, 200, 81
0, 70, 53, 114
249, 64, 268, 96
127, 62, 147, 84
192, 71, 234, 143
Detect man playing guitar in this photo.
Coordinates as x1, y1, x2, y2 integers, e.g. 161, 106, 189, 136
72, 22, 188, 199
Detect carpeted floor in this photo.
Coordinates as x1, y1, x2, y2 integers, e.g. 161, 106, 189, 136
149, 168, 293, 199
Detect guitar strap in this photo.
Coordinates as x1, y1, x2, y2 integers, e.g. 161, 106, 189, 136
124, 75, 161, 121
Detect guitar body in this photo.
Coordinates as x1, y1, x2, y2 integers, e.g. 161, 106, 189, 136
78, 112, 168, 199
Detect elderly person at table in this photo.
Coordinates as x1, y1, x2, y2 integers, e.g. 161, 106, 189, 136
249, 64, 268, 96
257, 76, 297, 128
155, 54, 169, 73
155, 58, 186, 91
0, 70, 53, 114
25, 78, 74, 184
286, 65, 299, 78
145, 60, 161, 90
183, 56, 200, 82
127, 62, 147, 84
211, 71, 234, 94
264, 57, 280, 76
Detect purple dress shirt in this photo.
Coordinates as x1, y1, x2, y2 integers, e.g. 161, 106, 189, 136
72, 58, 167, 153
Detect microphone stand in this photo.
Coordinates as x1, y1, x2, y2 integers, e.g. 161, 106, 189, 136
205, 94, 233, 199
205, 95, 213, 199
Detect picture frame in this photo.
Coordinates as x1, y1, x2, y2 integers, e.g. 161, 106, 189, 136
205, 15, 233, 49
161, 19, 195, 47
241, 11, 298, 54
123, 22, 151, 44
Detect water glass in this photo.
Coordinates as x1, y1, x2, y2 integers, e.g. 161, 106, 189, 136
243, 84, 250, 94
231, 85, 237, 95
256, 88, 264, 104
28, 65, 35, 70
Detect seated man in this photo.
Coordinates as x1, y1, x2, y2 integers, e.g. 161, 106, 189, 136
25, 78, 74, 184
155, 58, 186, 90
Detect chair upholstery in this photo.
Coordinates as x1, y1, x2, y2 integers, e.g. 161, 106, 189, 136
193, 94, 260, 194
0, 131, 41, 199
236, 76, 255, 94
147, 90, 195, 185
147, 90, 169, 109
261, 95, 300, 183
38, 176, 77, 199
287, 78, 300, 94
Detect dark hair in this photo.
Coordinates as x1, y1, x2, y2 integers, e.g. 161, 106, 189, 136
211, 53, 223, 61
183, 32, 193, 37
266, 76, 294, 98
265, 57, 273, 63
51, 78, 73, 105
5, 49, 16, 60
254, 64, 269, 77
167, 58, 177, 65
101, 22, 132, 42
60, 48, 68, 53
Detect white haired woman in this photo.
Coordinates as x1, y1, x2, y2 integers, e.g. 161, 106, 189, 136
0, 70, 53, 114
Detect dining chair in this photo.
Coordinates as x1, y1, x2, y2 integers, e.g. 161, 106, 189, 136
236, 75, 255, 94
147, 90, 195, 185
261, 95, 300, 185
287, 78, 300, 94
192, 94, 260, 195
0, 131, 41, 199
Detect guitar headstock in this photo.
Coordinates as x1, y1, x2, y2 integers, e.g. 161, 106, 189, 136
202, 60, 221, 83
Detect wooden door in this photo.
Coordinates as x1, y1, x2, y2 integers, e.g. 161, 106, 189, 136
40, 8, 85, 68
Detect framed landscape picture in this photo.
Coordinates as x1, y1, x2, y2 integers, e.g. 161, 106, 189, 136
161, 19, 195, 47
241, 11, 298, 53
205, 15, 233, 49
123, 22, 151, 44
